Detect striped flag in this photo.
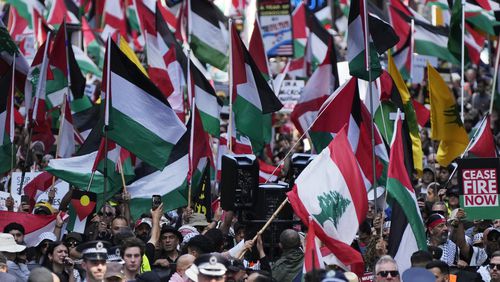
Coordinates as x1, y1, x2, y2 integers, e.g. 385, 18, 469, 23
231, 23, 283, 152
0, 68, 14, 174
287, 126, 367, 276
103, 39, 186, 170
309, 78, 389, 190
468, 115, 498, 158
189, 0, 229, 70
0, 212, 62, 247
387, 110, 427, 273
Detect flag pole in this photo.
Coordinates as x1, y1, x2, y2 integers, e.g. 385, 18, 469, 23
363, 0, 379, 213
460, 0, 465, 122
10, 56, 16, 190
410, 19, 415, 84
442, 113, 489, 189
117, 155, 127, 194
228, 18, 234, 153
187, 49, 194, 209
21, 32, 52, 189
103, 36, 112, 196
238, 197, 289, 259
489, 34, 500, 114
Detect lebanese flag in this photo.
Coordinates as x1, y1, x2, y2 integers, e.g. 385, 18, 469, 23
468, 115, 498, 158
304, 218, 323, 272
258, 159, 281, 184
0, 212, 64, 246
287, 126, 367, 276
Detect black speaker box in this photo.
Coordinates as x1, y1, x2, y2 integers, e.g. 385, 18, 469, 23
220, 154, 259, 211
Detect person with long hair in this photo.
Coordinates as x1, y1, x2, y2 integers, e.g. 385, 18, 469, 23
41, 241, 81, 282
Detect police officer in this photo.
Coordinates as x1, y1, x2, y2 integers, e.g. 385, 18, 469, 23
186, 253, 228, 282
77, 240, 110, 282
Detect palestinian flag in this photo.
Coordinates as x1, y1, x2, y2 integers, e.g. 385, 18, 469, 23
45, 0, 79, 27
412, 100, 430, 127
292, 2, 307, 59
103, 39, 186, 170
72, 45, 102, 78
310, 78, 389, 190
305, 8, 331, 74
468, 115, 498, 158
347, 0, 380, 81
45, 23, 69, 109
190, 62, 222, 137
82, 17, 105, 68
231, 23, 283, 152
448, 0, 486, 65
387, 110, 427, 273
67, 189, 96, 233
0, 211, 65, 247
186, 112, 212, 190
5, 0, 45, 29
100, 0, 127, 40
0, 69, 14, 174
287, 126, 367, 276
128, 131, 190, 220
428, 64, 468, 166
291, 37, 339, 137
23, 171, 54, 207
33, 9, 52, 47
390, 5, 459, 64
189, 0, 229, 70
56, 97, 76, 158
0, 21, 29, 91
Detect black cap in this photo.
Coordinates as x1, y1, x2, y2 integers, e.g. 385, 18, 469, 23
77, 240, 110, 261
160, 225, 183, 242
64, 232, 83, 243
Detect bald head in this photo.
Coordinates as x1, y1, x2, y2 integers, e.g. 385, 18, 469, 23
279, 229, 301, 250
177, 254, 196, 275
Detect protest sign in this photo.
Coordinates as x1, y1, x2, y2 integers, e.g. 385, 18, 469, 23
11, 172, 70, 209
258, 0, 293, 57
457, 158, 500, 220
278, 79, 304, 113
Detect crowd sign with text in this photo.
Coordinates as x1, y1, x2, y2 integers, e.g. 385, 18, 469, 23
258, 0, 293, 57
457, 158, 500, 220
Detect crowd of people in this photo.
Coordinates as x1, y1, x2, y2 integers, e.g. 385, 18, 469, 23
1, 0, 500, 280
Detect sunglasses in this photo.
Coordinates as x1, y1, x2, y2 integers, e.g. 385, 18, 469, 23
377, 271, 399, 277
490, 263, 500, 270
66, 241, 79, 247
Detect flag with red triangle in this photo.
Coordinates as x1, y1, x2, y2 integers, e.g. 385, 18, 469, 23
67, 189, 97, 233
468, 115, 498, 158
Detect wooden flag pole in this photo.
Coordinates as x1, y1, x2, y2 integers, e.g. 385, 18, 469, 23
117, 155, 127, 194
238, 198, 289, 259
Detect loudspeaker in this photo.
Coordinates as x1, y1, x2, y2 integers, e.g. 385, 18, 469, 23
286, 153, 316, 187
220, 154, 258, 211
254, 183, 293, 220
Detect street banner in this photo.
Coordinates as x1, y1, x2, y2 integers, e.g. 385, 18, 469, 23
457, 158, 500, 220
258, 0, 293, 57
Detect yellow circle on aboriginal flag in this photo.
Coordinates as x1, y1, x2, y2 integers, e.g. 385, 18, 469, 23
80, 195, 90, 206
